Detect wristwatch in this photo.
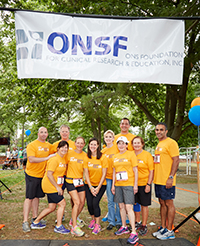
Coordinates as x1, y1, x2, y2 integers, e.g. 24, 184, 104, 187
169, 175, 174, 179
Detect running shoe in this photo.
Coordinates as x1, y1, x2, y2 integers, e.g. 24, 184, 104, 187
71, 225, 85, 237
54, 224, 70, 234
30, 221, 46, 229
102, 212, 108, 222
135, 221, 142, 230
22, 221, 31, 232
139, 225, 148, 236
92, 224, 101, 235
88, 219, 95, 229
114, 226, 130, 236
55, 215, 65, 223
69, 218, 84, 228
152, 226, 164, 237
127, 232, 139, 244
31, 218, 46, 225
157, 228, 175, 240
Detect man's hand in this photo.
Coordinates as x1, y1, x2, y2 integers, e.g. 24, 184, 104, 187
166, 178, 173, 189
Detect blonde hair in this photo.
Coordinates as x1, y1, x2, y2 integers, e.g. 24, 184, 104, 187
104, 130, 115, 138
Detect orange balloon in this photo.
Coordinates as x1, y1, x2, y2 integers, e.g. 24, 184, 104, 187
191, 97, 200, 108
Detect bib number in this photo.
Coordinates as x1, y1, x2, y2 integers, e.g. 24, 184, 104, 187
154, 154, 160, 164
73, 178, 84, 187
57, 176, 64, 185
116, 171, 128, 181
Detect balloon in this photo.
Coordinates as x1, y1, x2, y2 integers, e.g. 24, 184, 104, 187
188, 105, 200, 126
25, 129, 31, 136
191, 97, 200, 108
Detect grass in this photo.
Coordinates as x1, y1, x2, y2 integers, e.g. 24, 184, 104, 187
0, 169, 199, 244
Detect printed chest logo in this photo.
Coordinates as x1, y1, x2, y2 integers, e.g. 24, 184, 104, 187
38, 146, 49, 152
70, 157, 83, 163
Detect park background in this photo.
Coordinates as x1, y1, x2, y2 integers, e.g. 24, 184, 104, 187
0, 0, 199, 245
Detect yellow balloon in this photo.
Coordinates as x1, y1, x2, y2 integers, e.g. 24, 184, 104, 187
191, 97, 200, 108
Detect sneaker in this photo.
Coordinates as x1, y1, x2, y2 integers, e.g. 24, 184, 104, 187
22, 221, 31, 232
157, 228, 175, 240
30, 221, 46, 230
114, 226, 130, 236
139, 225, 148, 236
135, 221, 142, 230
55, 215, 65, 223
54, 224, 70, 234
71, 225, 85, 237
88, 219, 95, 229
69, 218, 84, 228
152, 226, 164, 237
92, 224, 101, 235
116, 224, 121, 230
127, 232, 139, 244
69, 218, 73, 227
102, 213, 108, 222
31, 218, 46, 225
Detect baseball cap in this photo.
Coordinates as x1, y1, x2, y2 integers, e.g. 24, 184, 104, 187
116, 136, 129, 144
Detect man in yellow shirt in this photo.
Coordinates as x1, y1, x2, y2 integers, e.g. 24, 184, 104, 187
152, 122, 179, 240
22, 127, 55, 233
52, 125, 76, 153
114, 118, 136, 151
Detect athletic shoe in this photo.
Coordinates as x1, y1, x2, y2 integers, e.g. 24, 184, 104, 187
102, 213, 108, 222
135, 221, 142, 230
139, 225, 148, 236
88, 219, 95, 229
114, 226, 130, 236
152, 226, 164, 237
71, 225, 85, 237
69, 218, 73, 227
157, 228, 175, 240
127, 232, 139, 244
92, 224, 101, 235
31, 218, 46, 225
116, 224, 121, 230
54, 224, 70, 234
55, 215, 65, 223
107, 224, 114, 230
22, 221, 31, 232
69, 218, 84, 228
30, 221, 46, 229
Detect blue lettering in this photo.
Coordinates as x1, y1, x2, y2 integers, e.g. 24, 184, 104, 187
72, 35, 92, 55
95, 37, 111, 55
47, 32, 69, 54
113, 36, 127, 57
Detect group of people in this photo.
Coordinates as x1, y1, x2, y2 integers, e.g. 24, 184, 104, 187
22, 118, 179, 245
5, 146, 27, 169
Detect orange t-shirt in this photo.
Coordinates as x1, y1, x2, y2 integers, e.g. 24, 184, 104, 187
114, 133, 136, 151
52, 139, 76, 153
26, 139, 53, 178
83, 155, 108, 186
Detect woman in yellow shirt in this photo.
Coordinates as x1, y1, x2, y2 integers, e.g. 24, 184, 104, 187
111, 136, 139, 245
132, 136, 154, 236
84, 137, 108, 235
30, 141, 69, 234
66, 137, 87, 237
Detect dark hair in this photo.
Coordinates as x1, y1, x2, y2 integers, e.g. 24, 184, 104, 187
131, 136, 145, 147
120, 118, 130, 125
156, 122, 168, 130
57, 140, 69, 150
87, 137, 102, 160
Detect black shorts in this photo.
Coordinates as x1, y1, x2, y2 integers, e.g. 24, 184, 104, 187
23, 158, 27, 166
47, 193, 64, 204
66, 182, 85, 193
135, 185, 151, 206
25, 172, 45, 199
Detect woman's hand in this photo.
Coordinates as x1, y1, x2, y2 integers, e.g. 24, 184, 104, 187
57, 186, 63, 196
133, 186, 138, 195
111, 186, 115, 195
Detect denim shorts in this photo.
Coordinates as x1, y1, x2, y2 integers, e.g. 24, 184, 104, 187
155, 184, 175, 200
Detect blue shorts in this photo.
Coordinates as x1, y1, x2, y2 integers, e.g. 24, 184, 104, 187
155, 184, 175, 200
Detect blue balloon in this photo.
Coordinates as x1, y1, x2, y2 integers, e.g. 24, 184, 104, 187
188, 105, 200, 126
25, 129, 31, 136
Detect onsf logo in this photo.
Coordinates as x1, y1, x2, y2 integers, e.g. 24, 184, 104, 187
16, 29, 44, 60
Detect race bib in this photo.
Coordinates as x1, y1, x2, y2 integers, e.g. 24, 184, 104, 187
116, 171, 128, 181
154, 154, 160, 164
73, 178, 84, 187
57, 176, 64, 185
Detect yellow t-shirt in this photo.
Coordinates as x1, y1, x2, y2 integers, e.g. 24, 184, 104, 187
26, 139, 53, 178
66, 150, 87, 184
83, 155, 108, 186
101, 145, 119, 180
52, 139, 76, 153
112, 150, 138, 187
42, 153, 67, 194
154, 137, 179, 186
114, 133, 136, 151
136, 150, 154, 186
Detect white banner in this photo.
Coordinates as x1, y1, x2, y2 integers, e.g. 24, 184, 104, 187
15, 11, 185, 84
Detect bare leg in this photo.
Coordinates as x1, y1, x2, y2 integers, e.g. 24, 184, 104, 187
141, 206, 149, 225
69, 190, 81, 227
23, 198, 32, 222
135, 211, 141, 223
32, 197, 39, 219
159, 198, 167, 228
119, 203, 126, 227
165, 199, 175, 231
34, 203, 57, 224
126, 204, 136, 233
56, 199, 66, 227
